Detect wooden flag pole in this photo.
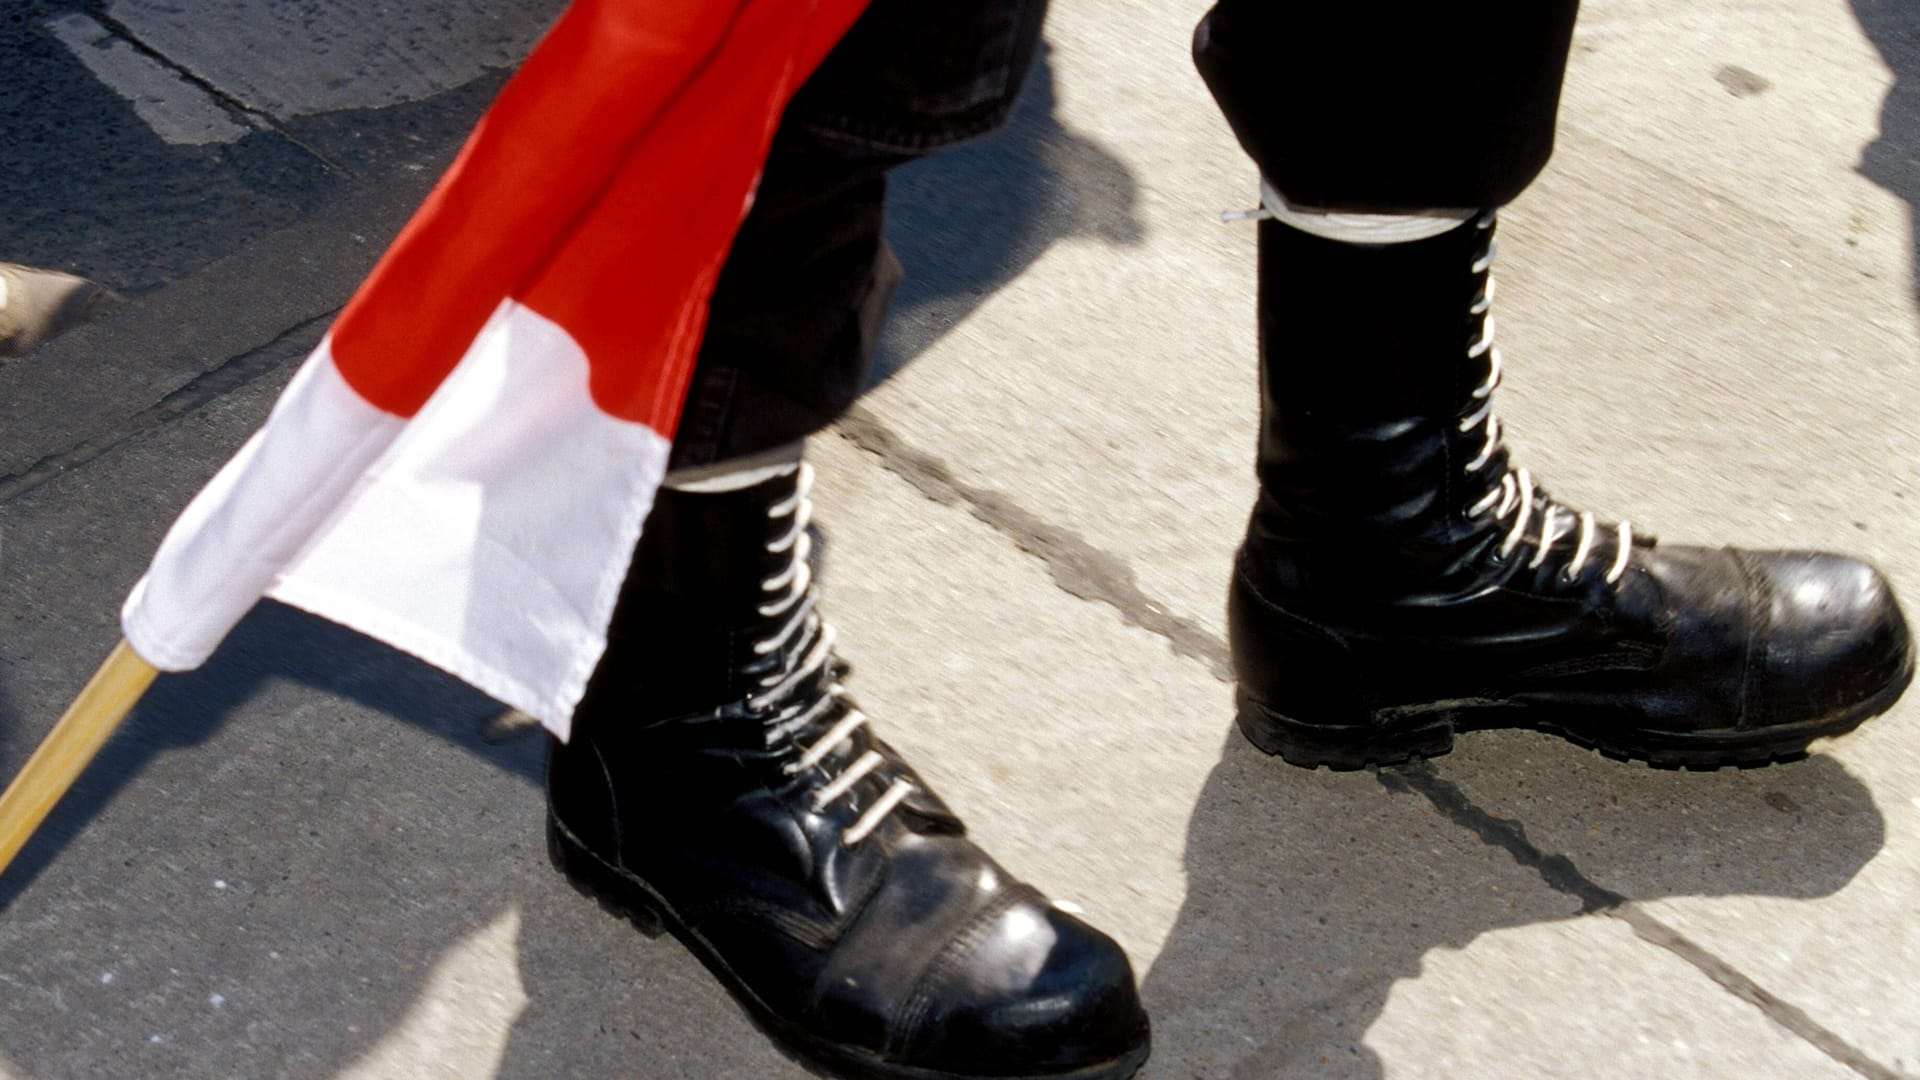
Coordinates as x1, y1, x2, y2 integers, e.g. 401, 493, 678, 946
0, 640, 158, 880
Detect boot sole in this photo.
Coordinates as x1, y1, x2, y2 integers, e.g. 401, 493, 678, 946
547, 815, 1151, 1080
1236, 653, 1915, 771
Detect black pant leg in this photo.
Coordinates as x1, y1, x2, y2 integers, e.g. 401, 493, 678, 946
668, 0, 1050, 470
669, 142, 898, 471
1194, 2, 1581, 212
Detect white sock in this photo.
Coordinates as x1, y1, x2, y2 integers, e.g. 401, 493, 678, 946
1260, 179, 1475, 244
664, 441, 804, 493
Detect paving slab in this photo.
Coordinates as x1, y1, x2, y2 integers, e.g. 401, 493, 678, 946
1362, 915, 1860, 1080
1423, 4, 1920, 1074
733, 434, 1863, 1080
6, 0, 546, 296
5, 314, 1833, 1080
99, 0, 561, 120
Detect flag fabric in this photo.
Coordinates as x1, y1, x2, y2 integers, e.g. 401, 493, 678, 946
119, 0, 869, 740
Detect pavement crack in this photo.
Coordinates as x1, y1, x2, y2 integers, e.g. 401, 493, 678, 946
1374, 758, 1627, 913
1374, 727, 1903, 1079
1608, 904, 1910, 1080
833, 406, 1232, 681
834, 405, 1909, 1080
78, 8, 358, 178
0, 312, 332, 506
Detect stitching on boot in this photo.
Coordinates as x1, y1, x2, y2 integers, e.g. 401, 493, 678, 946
886, 884, 1036, 1058
1232, 549, 1359, 646
589, 738, 623, 860
1728, 548, 1772, 730
1510, 641, 1661, 682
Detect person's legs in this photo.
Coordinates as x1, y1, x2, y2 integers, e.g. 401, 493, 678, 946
669, 0, 1051, 469
547, 3, 1151, 1078
662, 139, 898, 471
1196, 1, 1914, 768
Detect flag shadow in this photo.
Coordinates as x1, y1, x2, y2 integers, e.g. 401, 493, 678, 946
0, 605, 831, 1076
0, 602, 581, 1077
0, 600, 535, 916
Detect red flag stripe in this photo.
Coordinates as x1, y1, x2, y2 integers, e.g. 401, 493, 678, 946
329, 0, 755, 419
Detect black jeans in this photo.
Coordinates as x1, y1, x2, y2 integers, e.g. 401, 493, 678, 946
668, 0, 1581, 470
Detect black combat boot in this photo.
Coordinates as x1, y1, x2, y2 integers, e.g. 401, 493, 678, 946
548, 458, 1151, 1080
1230, 213, 1914, 769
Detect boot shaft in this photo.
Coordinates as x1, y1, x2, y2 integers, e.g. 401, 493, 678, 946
581, 467, 808, 723
1251, 214, 1509, 595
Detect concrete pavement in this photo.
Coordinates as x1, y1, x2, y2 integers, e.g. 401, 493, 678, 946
2, 0, 1917, 1076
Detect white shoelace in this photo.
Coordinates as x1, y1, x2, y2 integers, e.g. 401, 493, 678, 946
1460, 214, 1633, 585
745, 464, 912, 846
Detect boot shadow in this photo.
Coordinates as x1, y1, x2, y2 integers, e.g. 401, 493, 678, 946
1139, 730, 1884, 1077
866, 42, 1145, 389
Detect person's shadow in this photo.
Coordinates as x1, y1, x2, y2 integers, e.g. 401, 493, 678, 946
0, 602, 573, 1075
862, 41, 1144, 390
1853, 0, 1920, 314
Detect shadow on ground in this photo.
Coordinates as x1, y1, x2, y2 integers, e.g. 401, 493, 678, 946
0, 36, 1148, 1078
0, 605, 1889, 1077
0, 17, 1906, 1080
868, 43, 1144, 388
1855, 0, 1920, 313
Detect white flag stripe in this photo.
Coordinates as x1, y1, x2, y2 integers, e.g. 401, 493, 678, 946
126, 302, 667, 738
266, 302, 669, 737
122, 348, 405, 670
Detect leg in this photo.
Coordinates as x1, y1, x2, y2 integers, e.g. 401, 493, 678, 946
1197, 2, 1914, 768
670, 0, 1051, 468
1194, 1, 1578, 213
547, 3, 1152, 1077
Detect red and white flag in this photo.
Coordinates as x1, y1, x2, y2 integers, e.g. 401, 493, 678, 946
119, 0, 868, 740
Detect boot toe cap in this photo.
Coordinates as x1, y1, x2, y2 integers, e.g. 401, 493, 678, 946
900, 901, 1149, 1077
1751, 551, 1914, 724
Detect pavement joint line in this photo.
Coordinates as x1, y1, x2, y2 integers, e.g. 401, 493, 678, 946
1557, 121, 1775, 235
2, 330, 1899, 1075
0, 311, 332, 507
74, 7, 359, 179
1380, 762, 1909, 1080
832, 404, 1910, 1080
1375, 760, 1628, 914
833, 405, 1234, 683
1608, 903, 1912, 1080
